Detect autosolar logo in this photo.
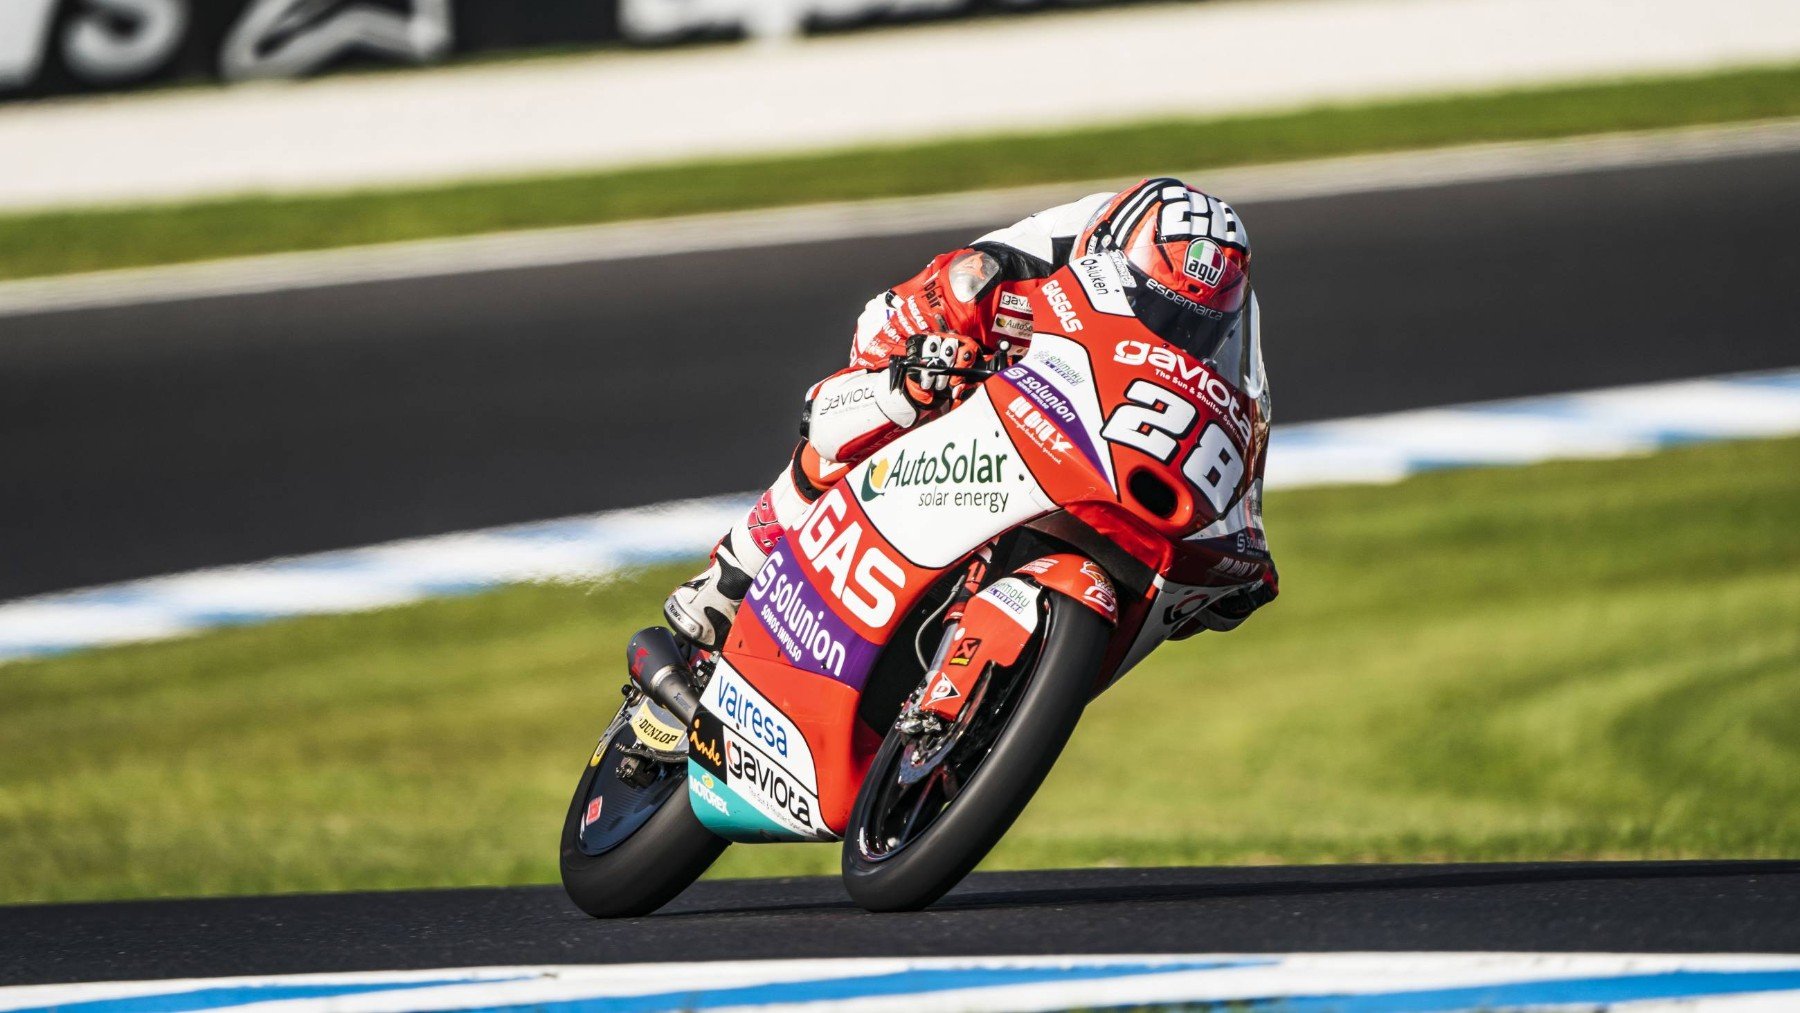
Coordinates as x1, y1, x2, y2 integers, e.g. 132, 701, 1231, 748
858, 441, 1011, 501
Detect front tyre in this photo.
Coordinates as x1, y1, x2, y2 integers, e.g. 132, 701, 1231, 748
842, 590, 1109, 912
559, 703, 728, 918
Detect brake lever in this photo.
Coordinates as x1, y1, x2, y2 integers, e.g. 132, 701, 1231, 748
888, 355, 996, 383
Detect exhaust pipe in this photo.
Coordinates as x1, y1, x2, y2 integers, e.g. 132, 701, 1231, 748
626, 626, 702, 726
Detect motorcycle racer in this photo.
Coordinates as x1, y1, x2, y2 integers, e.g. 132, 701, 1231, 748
664, 177, 1278, 652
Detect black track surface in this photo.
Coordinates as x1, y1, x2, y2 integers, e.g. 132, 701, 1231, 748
3, 862, 1797, 985
4, 150, 1799, 598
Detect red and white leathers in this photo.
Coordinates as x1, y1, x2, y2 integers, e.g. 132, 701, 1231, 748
664, 187, 1278, 649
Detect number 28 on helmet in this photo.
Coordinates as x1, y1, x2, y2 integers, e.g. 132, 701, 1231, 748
1076, 177, 1253, 366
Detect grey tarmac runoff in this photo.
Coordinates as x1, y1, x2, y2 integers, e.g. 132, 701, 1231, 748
1, 146, 1796, 601
1, 862, 1796, 985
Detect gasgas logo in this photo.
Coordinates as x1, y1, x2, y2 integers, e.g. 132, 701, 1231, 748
1041, 280, 1084, 332
796, 488, 906, 628
1114, 340, 1251, 439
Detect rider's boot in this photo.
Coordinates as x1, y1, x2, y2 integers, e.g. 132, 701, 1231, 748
664, 368, 900, 649
663, 458, 818, 650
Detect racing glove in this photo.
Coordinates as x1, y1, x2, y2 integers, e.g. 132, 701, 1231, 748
892, 332, 983, 408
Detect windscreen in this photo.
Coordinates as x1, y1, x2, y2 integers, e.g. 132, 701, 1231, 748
1122, 259, 1247, 365
1121, 261, 1268, 424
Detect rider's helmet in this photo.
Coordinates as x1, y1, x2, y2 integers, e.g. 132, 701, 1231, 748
1076, 177, 1253, 365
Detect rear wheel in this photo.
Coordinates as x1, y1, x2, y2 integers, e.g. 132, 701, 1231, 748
559, 694, 728, 918
841, 590, 1109, 912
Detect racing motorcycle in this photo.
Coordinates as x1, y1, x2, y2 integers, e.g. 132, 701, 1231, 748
559, 250, 1270, 915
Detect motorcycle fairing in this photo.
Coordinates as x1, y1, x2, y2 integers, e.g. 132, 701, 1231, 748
743, 541, 882, 685
1110, 575, 1240, 678
992, 332, 1118, 497
702, 393, 1066, 838
694, 260, 1273, 840
1014, 553, 1118, 623
687, 657, 839, 842
850, 386, 1058, 569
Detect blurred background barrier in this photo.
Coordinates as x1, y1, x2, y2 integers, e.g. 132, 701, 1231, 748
0, 0, 1120, 100
4, 0, 1799, 211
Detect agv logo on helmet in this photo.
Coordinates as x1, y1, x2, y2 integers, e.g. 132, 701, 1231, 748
1183, 239, 1226, 286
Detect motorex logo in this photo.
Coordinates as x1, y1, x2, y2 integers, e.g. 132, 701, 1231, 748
1000, 364, 1106, 473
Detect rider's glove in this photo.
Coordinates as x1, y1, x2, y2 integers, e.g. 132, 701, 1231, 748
892, 332, 983, 408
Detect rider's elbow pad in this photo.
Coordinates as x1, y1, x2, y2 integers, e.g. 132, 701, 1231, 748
805, 369, 919, 463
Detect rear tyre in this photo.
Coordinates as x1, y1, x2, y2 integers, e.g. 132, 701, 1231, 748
559, 705, 728, 918
842, 591, 1109, 912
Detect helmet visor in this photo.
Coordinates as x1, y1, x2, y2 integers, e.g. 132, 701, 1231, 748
1122, 260, 1247, 363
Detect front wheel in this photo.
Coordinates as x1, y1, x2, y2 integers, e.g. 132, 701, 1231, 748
841, 590, 1110, 912
559, 696, 728, 918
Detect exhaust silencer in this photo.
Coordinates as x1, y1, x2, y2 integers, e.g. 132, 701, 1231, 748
626, 626, 702, 726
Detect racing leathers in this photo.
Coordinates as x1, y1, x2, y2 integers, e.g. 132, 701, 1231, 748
663, 191, 1277, 651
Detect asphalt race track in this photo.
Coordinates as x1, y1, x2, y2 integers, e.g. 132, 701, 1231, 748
5, 153, 1800, 995
4, 149, 1800, 598
1, 862, 1795, 985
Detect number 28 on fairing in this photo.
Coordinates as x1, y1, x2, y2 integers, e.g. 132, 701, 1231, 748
795, 489, 907, 627
1100, 379, 1245, 513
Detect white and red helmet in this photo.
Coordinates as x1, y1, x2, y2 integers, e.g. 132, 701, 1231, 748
1077, 177, 1252, 361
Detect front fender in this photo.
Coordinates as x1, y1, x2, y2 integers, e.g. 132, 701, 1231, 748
1011, 553, 1118, 624
916, 553, 1117, 722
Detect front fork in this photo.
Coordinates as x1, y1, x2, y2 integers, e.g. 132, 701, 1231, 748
898, 549, 1118, 734
895, 546, 993, 736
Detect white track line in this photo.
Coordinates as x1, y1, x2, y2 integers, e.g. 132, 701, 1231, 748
2, 118, 1797, 320
2, 954, 1798, 1012
4, 368, 1797, 664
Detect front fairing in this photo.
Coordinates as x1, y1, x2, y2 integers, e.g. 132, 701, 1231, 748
989, 262, 1268, 581
988, 265, 1275, 678
701, 385, 1061, 842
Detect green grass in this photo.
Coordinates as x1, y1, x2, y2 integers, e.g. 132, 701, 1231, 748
2, 438, 1796, 904
5, 63, 1800, 281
